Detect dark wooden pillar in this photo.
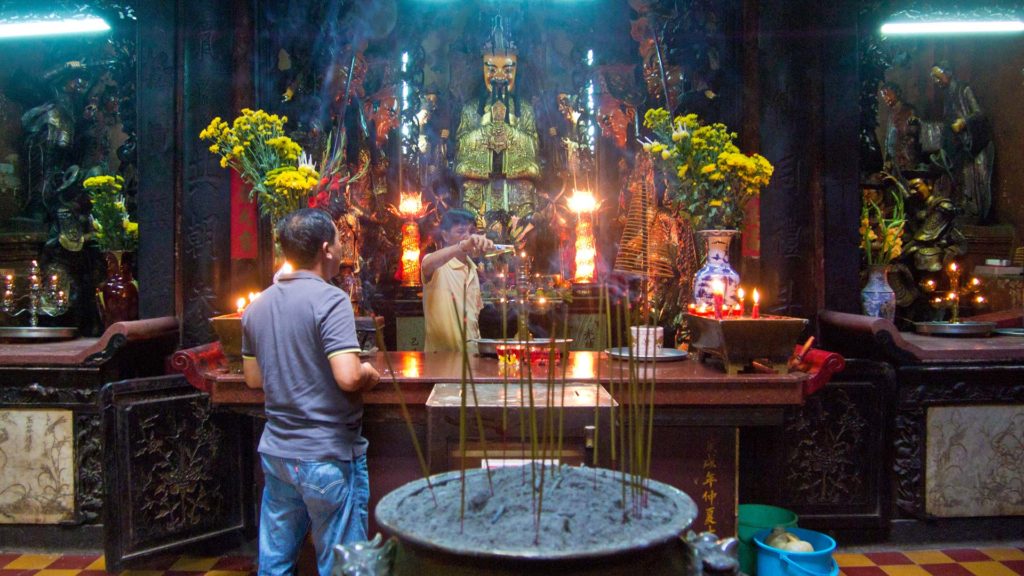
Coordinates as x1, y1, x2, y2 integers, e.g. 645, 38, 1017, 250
136, 0, 179, 320
820, 0, 862, 313
179, 0, 245, 347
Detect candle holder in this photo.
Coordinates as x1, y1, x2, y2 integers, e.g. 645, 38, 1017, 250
914, 262, 994, 336
1, 260, 69, 328
685, 313, 808, 375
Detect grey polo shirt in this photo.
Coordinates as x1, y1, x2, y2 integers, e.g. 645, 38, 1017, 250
241, 270, 367, 460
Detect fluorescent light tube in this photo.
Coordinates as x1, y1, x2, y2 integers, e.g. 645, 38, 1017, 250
0, 17, 110, 39
881, 20, 1024, 35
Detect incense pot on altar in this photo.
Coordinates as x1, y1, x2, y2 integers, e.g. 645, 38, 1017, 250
685, 288, 808, 375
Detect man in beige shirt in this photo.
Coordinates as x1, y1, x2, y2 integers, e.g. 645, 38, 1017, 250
421, 209, 494, 353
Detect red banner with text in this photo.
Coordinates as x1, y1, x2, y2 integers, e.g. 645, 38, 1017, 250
230, 172, 258, 260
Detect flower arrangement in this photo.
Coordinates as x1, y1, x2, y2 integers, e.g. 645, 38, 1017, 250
199, 108, 319, 223
84, 174, 138, 252
860, 177, 906, 266
642, 108, 773, 230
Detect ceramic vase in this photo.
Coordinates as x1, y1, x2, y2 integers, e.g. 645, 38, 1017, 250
860, 264, 895, 321
693, 229, 741, 308
96, 251, 139, 327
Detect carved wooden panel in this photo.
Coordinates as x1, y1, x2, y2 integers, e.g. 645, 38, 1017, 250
101, 375, 248, 571
75, 414, 104, 524
894, 364, 1024, 519
778, 360, 894, 533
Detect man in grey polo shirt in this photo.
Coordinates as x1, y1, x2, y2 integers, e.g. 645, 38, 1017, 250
241, 208, 380, 576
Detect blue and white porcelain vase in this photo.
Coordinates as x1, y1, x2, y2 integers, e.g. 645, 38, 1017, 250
860, 264, 896, 321
693, 229, 741, 308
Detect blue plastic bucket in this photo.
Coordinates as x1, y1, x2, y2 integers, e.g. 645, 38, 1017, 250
738, 504, 798, 576
753, 527, 838, 576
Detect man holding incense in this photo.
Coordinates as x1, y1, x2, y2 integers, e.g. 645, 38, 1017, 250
422, 208, 494, 354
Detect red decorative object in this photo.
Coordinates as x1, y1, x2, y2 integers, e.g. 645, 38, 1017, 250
96, 251, 138, 328
794, 347, 846, 397
170, 341, 227, 393
230, 172, 258, 260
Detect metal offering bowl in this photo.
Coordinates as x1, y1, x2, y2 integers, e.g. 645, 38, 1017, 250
686, 314, 808, 375
473, 337, 573, 358
210, 313, 242, 370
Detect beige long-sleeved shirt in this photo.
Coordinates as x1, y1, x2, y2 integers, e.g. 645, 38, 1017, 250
422, 257, 483, 354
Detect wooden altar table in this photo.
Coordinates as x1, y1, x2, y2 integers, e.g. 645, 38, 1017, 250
176, 349, 809, 538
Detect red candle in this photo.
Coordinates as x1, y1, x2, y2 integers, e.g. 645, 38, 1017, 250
752, 289, 760, 319
697, 303, 709, 317
737, 287, 746, 317
711, 279, 724, 320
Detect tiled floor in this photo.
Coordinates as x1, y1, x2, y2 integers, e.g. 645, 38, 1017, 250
834, 548, 1024, 576
0, 554, 255, 576
0, 546, 1022, 575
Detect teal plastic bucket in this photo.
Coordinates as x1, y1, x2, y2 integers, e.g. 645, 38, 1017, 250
738, 504, 798, 576
753, 527, 839, 576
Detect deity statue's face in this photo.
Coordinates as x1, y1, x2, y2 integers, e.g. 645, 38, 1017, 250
930, 66, 951, 88
557, 93, 575, 123
483, 53, 517, 94
879, 86, 898, 108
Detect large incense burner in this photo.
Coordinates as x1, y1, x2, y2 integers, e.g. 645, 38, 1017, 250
374, 466, 697, 576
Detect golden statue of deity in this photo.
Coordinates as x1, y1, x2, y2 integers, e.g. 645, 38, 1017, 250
455, 16, 540, 226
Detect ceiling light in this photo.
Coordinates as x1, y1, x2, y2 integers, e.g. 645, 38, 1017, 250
882, 20, 1024, 35
0, 16, 110, 39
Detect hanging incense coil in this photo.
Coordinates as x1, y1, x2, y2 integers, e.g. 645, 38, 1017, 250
614, 154, 676, 278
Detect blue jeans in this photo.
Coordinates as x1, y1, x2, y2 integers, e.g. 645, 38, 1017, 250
258, 453, 369, 576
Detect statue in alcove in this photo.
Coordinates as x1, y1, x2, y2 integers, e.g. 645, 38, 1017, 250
885, 175, 966, 321
454, 15, 540, 229
929, 63, 993, 224
19, 61, 94, 235
878, 82, 923, 175
414, 89, 455, 211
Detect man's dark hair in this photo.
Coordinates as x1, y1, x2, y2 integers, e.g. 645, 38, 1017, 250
439, 208, 477, 231
275, 209, 336, 269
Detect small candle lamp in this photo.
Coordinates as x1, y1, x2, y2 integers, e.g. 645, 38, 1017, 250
396, 191, 428, 288
0, 261, 70, 326
737, 287, 746, 317
751, 289, 760, 319
567, 189, 598, 284
236, 297, 247, 314
919, 261, 987, 325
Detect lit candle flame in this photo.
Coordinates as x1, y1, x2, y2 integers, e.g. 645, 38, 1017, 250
236, 297, 247, 314
949, 262, 958, 272
401, 354, 421, 378
570, 352, 596, 379
711, 279, 725, 295
280, 261, 294, 275
567, 189, 598, 214
737, 287, 745, 300
398, 191, 423, 217
975, 295, 986, 304
752, 289, 760, 303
